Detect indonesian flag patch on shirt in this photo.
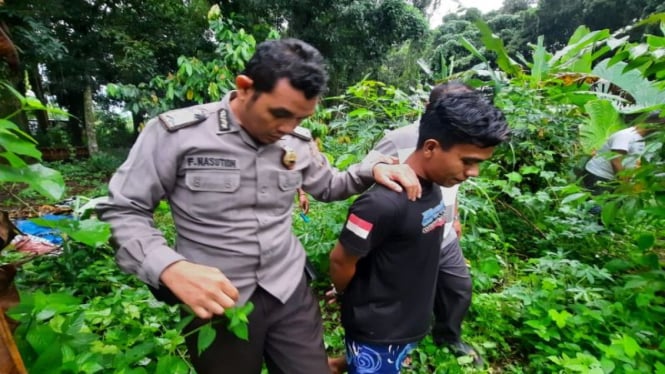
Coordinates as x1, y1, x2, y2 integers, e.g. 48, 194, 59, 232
345, 213, 374, 239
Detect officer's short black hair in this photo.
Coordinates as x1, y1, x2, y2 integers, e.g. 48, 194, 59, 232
427, 81, 472, 105
417, 91, 510, 150
243, 38, 328, 100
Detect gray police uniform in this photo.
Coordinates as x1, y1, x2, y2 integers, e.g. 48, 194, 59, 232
370, 123, 473, 345
97, 91, 379, 373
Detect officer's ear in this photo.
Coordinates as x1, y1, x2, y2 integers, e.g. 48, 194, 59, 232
236, 75, 254, 92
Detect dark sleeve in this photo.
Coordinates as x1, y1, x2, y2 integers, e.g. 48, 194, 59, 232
338, 188, 401, 257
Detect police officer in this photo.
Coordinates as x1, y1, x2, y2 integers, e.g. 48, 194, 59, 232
97, 38, 420, 374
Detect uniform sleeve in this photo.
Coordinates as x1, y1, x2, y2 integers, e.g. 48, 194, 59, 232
371, 134, 400, 159
338, 189, 400, 257
96, 119, 185, 288
301, 140, 388, 201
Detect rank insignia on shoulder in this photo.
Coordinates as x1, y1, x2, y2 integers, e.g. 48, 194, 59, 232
218, 109, 230, 132
290, 126, 312, 141
159, 107, 208, 132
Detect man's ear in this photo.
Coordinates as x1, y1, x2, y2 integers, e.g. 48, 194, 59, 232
423, 139, 440, 157
236, 75, 254, 91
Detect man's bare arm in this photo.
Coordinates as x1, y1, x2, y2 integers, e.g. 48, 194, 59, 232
329, 241, 360, 293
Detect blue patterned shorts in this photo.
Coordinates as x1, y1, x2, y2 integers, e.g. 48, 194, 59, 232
345, 338, 417, 374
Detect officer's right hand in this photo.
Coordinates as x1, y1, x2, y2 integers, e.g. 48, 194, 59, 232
160, 260, 239, 319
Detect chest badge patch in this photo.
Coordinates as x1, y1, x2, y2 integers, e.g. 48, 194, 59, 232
282, 146, 297, 170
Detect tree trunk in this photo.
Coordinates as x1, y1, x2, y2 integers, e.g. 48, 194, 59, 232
27, 66, 49, 136
83, 85, 98, 156
61, 91, 84, 146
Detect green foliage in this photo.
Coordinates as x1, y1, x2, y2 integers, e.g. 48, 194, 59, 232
0, 82, 65, 201
580, 100, 624, 154
94, 111, 134, 151
6, 10, 665, 373
107, 5, 260, 120
322, 79, 424, 162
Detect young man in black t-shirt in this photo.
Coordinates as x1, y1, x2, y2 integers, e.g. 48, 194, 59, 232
329, 91, 509, 374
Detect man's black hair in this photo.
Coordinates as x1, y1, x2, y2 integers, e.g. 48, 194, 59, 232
427, 81, 472, 105
417, 91, 510, 150
243, 38, 328, 99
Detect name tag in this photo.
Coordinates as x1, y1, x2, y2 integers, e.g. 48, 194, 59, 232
185, 156, 238, 169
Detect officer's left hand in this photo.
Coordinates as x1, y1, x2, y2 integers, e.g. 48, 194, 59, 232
372, 163, 422, 201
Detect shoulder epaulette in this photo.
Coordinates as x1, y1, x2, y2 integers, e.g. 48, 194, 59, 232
159, 107, 209, 132
290, 126, 312, 141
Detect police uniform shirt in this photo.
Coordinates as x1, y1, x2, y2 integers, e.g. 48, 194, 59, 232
98, 91, 379, 305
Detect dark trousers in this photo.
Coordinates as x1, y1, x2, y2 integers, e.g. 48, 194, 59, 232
431, 238, 472, 345
581, 171, 612, 196
184, 275, 329, 374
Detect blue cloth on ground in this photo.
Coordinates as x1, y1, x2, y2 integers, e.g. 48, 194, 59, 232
15, 214, 71, 246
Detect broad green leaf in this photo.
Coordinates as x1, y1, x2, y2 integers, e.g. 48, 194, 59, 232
27, 324, 58, 354
0, 164, 65, 200
506, 172, 522, 183
474, 19, 521, 77
0, 151, 29, 167
28, 343, 63, 374
592, 59, 665, 108
561, 192, 588, 205
478, 256, 502, 277
620, 334, 640, 358
348, 108, 373, 118
551, 29, 610, 73
24, 97, 47, 110
548, 309, 572, 328
601, 200, 618, 225
0, 118, 38, 142
646, 34, 665, 48
635, 12, 665, 27
31, 217, 111, 248
0, 132, 42, 158
530, 36, 549, 86
156, 355, 190, 374
175, 314, 195, 332
519, 165, 540, 175
580, 100, 623, 154
636, 233, 655, 250
197, 322, 217, 355
228, 322, 249, 341
119, 342, 156, 366
36, 309, 56, 321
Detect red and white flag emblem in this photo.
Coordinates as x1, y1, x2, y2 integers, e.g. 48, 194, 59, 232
346, 213, 373, 239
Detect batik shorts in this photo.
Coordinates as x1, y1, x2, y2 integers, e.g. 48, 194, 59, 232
345, 337, 417, 374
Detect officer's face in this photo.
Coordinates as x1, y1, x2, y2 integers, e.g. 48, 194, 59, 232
234, 78, 318, 144
423, 141, 494, 187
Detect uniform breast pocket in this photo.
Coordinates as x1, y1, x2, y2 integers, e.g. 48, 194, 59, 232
277, 171, 302, 192
185, 170, 240, 192
272, 171, 302, 215
184, 170, 241, 218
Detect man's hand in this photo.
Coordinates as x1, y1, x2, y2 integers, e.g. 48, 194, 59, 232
324, 287, 338, 305
298, 189, 310, 214
160, 261, 239, 319
372, 163, 422, 201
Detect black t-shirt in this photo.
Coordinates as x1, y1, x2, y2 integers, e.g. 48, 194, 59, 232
339, 179, 444, 344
